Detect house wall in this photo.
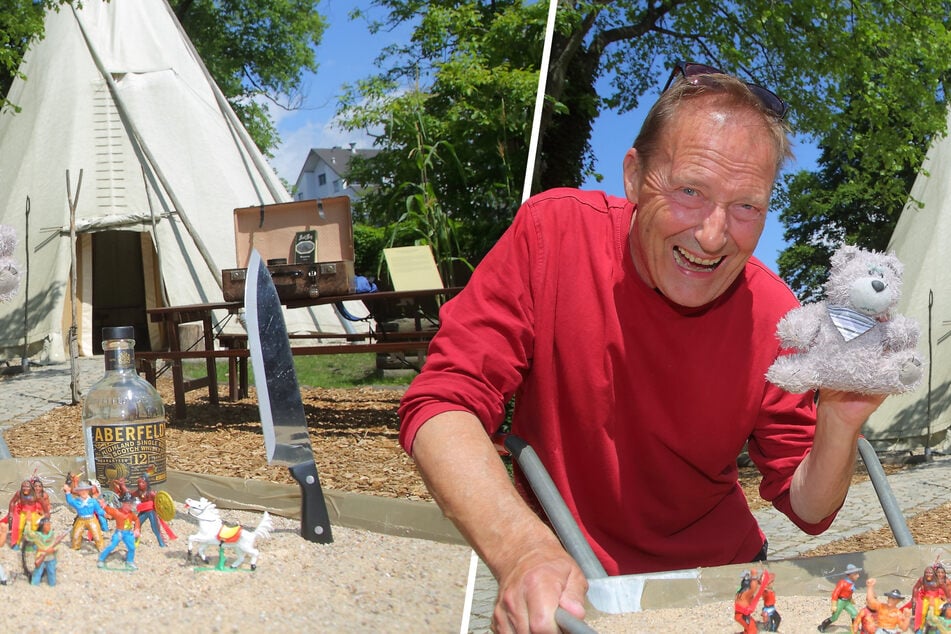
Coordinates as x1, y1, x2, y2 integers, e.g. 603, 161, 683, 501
295, 157, 357, 202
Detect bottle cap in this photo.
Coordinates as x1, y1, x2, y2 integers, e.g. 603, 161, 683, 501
102, 326, 135, 341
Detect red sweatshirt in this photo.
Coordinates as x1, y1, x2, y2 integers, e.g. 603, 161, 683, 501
399, 188, 835, 575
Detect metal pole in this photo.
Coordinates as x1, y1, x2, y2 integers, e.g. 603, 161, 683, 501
857, 436, 915, 547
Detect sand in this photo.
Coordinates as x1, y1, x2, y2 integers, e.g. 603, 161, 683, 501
1, 501, 470, 633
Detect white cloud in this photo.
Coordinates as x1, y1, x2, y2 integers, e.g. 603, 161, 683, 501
272, 113, 378, 184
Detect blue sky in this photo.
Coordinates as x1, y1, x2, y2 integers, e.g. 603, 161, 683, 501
269, 3, 819, 273
269, 2, 409, 186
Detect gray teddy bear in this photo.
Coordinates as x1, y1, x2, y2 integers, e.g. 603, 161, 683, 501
766, 244, 923, 394
0, 224, 19, 303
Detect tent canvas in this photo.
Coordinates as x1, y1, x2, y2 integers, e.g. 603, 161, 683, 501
0, 0, 357, 361
864, 108, 951, 452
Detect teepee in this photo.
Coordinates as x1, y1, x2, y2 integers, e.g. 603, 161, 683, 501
0, 0, 354, 361
864, 109, 951, 452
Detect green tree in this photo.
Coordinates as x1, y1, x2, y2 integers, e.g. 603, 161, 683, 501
0, 1, 66, 109
338, 1, 546, 267
1, 1, 326, 155
535, 1, 951, 298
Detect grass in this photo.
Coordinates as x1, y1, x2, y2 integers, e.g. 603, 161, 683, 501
182, 353, 416, 389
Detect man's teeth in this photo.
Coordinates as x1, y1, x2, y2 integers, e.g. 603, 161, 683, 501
674, 247, 723, 270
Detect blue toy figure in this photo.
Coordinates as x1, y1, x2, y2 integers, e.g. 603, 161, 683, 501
98, 492, 141, 570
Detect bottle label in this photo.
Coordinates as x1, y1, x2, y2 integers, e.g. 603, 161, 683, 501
90, 418, 167, 485
103, 348, 133, 371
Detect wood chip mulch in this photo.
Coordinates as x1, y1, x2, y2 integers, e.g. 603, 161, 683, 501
3, 378, 431, 501
6, 377, 951, 557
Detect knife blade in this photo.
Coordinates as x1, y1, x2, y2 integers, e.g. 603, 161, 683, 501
245, 249, 333, 543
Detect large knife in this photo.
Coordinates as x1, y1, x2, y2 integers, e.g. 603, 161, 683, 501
245, 249, 333, 543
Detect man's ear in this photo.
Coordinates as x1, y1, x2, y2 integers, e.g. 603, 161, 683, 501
622, 148, 641, 203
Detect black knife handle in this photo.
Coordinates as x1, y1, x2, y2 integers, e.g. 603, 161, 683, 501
289, 461, 334, 544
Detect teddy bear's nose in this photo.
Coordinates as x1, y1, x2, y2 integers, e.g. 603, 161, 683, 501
872, 280, 885, 293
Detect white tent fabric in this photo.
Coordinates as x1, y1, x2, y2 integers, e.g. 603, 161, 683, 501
865, 110, 951, 451
0, 0, 355, 361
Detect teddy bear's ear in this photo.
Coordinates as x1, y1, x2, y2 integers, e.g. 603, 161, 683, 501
830, 244, 861, 269
884, 252, 904, 278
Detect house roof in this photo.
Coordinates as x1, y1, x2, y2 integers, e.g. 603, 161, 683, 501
297, 146, 381, 184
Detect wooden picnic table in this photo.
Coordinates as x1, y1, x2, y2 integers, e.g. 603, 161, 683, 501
136, 288, 462, 419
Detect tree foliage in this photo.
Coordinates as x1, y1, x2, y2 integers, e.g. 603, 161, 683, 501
537, 1, 951, 298
0, 0, 326, 155
170, 0, 326, 154
0, 0, 66, 110
338, 1, 546, 266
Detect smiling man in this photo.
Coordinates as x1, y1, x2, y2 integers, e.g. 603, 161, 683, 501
398, 63, 887, 634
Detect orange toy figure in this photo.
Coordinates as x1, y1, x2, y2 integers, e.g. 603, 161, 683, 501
910, 565, 947, 631
759, 571, 781, 632
819, 563, 863, 632
852, 605, 878, 634
7, 479, 43, 549
97, 492, 141, 570
734, 568, 764, 634
865, 579, 911, 633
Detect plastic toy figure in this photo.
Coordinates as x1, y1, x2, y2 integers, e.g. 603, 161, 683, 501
30, 477, 51, 518
22, 517, 63, 586
926, 601, 951, 634
184, 497, 272, 571
936, 564, 951, 598
88, 478, 111, 532
98, 492, 141, 570
125, 475, 177, 547
734, 568, 764, 634
910, 565, 947, 631
852, 605, 878, 634
6, 478, 44, 549
63, 478, 106, 551
819, 563, 863, 632
759, 571, 781, 632
865, 578, 911, 633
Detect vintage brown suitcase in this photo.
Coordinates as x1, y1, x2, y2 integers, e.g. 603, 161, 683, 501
221, 260, 355, 302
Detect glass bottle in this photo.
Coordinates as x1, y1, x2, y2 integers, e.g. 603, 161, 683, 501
82, 326, 167, 488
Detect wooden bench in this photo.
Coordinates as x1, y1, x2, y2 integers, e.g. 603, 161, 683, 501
136, 339, 434, 420
140, 288, 461, 420
215, 331, 371, 402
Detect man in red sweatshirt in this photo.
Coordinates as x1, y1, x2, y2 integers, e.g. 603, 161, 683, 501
399, 62, 887, 634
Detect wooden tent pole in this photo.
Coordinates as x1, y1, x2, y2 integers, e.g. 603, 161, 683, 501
66, 170, 83, 405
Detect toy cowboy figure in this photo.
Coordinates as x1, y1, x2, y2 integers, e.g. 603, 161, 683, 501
98, 492, 141, 570
819, 563, 863, 632
865, 579, 911, 634
63, 477, 106, 551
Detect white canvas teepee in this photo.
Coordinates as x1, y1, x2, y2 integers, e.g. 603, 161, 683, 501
864, 109, 951, 452
0, 0, 354, 361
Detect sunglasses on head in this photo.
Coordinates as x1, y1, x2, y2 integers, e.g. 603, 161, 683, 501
663, 62, 788, 120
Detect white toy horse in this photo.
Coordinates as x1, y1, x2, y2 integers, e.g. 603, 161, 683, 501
184, 497, 272, 570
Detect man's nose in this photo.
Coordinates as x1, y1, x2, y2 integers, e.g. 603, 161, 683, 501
695, 205, 728, 252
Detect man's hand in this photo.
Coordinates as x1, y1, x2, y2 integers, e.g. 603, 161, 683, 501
491, 539, 587, 633
817, 390, 887, 434
409, 412, 589, 633
791, 390, 887, 523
